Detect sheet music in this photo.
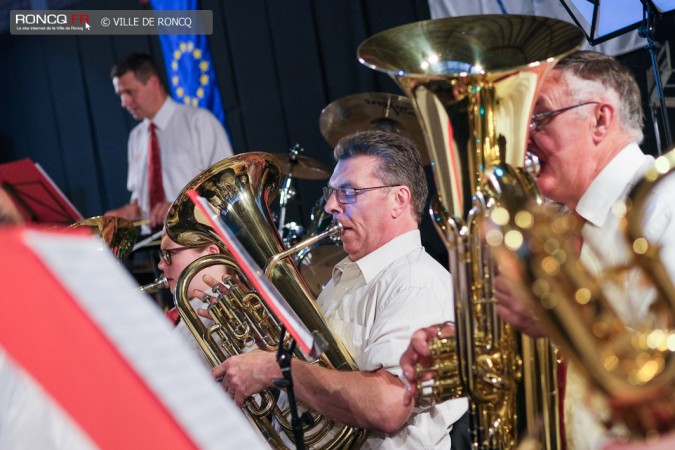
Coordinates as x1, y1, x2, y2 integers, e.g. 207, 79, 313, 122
0, 348, 98, 450
0, 158, 83, 223
653, 0, 675, 12
428, 0, 646, 55
188, 190, 324, 358
34, 162, 83, 221
577, 0, 641, 37
24, 230, 268, 450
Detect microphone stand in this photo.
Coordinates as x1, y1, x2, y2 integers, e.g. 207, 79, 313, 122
640, 0, 673, 153
274, 326, 305, 450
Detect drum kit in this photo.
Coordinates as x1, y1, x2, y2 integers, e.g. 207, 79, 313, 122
269, 144, 344, 298
271, 92, 428, 297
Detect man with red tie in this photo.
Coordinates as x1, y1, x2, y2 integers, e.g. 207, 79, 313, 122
106, 53, 233, 230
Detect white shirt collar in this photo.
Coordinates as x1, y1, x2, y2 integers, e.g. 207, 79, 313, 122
345, 229, 422, 283
576, 143, 652, 228
145, 96, 176, 131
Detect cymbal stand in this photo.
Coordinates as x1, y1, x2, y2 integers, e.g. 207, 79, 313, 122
277, 144, 301, 236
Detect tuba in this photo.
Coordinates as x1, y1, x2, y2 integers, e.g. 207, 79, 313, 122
70, 215, 137, 259
165, 152, 366, 449
358, 15, 583, 449
486, 149, 675, 438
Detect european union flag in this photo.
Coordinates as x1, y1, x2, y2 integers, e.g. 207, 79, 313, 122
150, 0, 227, 128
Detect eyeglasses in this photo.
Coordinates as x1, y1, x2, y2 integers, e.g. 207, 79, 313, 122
159, 247, 193, 266
322, 184, 401, 204
529, 101, 599, 133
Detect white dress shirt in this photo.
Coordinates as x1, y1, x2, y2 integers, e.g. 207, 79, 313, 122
173, 297, 216, 372
317, 229, 469, 450
126, 97, 234, 222
566, 143, 675, 450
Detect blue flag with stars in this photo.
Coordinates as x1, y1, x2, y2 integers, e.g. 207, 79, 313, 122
150, 0, 227, 128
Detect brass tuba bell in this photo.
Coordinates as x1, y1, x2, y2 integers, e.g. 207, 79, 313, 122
358, 14, 584, 450
165, 152, 366, 449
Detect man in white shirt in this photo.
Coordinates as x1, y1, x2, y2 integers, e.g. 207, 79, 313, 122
402, 50, 675, 449
106, 53, 233, 230
212, 130, 468, 449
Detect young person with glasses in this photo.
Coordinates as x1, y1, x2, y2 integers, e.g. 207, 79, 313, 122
157, 232, 226, 370
210, 130, 468, 449
401, 50, 675, 450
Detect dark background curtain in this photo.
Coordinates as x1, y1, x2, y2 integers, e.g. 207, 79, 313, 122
0, 0, 670, 262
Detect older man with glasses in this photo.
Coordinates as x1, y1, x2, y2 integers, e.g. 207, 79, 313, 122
211, 130, 468, 449
513, 49, 675, 450
401, 50, 675, 450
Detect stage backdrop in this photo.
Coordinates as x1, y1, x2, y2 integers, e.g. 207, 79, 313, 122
0, 0, 665, 263
0, 0, 430, 235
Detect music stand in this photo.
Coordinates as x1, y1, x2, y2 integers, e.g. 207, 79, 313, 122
0, 158, 83, 224
559, 0, 675, 152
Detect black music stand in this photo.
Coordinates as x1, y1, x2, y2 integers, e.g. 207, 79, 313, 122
0, 158, 83, 224
559, 0, 675, 152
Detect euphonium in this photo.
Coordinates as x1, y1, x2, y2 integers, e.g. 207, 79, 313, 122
486, 149, 675, 437
139, 275, 168, 294
358, 15, 583, 449
165, 152, 367, 449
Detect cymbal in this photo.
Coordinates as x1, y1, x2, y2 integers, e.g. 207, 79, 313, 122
268, 153, 332, 180
319, 92, 430, 165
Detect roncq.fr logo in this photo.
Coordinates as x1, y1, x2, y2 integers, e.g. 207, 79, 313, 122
15, 13, 90, 26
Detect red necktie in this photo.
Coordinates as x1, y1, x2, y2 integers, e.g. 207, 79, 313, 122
148, 123, 166, 213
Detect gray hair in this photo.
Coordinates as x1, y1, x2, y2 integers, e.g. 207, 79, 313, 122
554, 50, 644, 143
333, 130, 428, 224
